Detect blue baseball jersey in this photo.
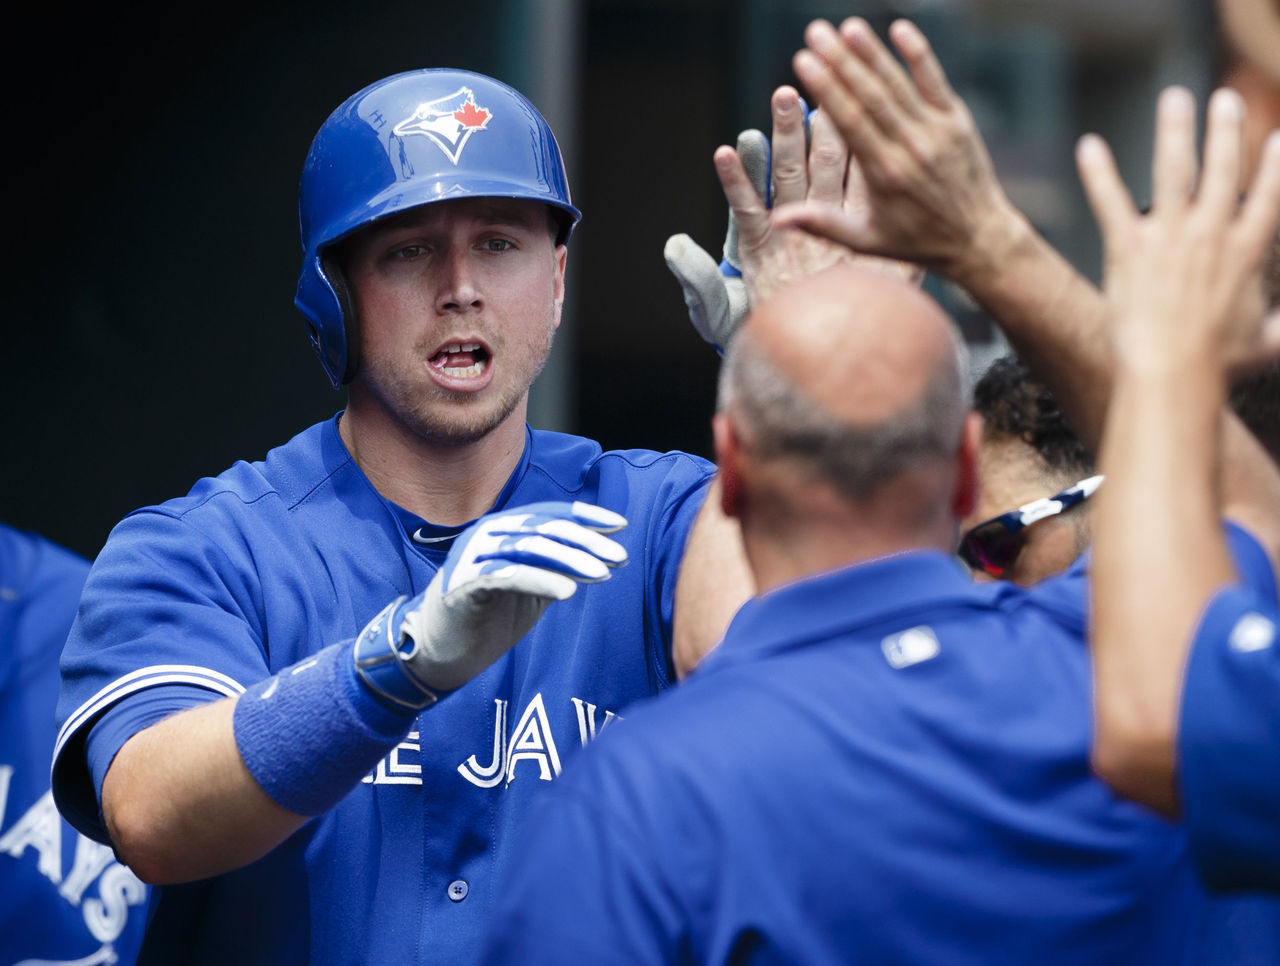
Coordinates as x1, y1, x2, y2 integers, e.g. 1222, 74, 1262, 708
50, 415, 713, 965
1, 523, 148, 965
482, 532, 1277, 965
1180, 584, 1280, 893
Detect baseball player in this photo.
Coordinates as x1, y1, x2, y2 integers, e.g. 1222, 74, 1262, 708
1, 522, 148, 965
1083, 84, 1280, 893
49, 68, 752, 964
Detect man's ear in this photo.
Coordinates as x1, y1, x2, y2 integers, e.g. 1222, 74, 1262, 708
551, 245, 568, 330
952, 412, 983, 520
713, 413, 744, 520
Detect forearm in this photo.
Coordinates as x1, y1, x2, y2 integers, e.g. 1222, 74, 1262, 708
1090, 361, 1233, 814
945, 203, 1113, 454
102, 696, 307, 884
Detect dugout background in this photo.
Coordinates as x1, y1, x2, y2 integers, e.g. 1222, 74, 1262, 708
7, 0, 1218, 561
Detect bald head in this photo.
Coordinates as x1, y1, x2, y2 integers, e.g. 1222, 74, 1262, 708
745, 264, 963, 426
718, 263, 970, 504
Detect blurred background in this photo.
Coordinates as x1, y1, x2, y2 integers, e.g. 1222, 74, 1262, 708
6, 0, 1267, 560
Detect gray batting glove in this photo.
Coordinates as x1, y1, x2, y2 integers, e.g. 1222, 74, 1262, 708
353, 501, 628, 710
664, 128, 770, 354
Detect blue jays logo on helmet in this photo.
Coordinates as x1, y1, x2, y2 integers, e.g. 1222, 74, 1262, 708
392, 88, 492, 165
294, 69, 581, 389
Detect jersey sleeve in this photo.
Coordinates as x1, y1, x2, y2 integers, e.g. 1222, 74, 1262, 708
52, 508, 271, 841
1178, 585, 1280, 892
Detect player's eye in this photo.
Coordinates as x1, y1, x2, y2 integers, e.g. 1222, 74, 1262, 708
393, 244, 430, 260
481, 238, 515, 252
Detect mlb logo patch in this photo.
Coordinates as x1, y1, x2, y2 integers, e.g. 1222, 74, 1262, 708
393, 87, 493, 164
1228, 612, 1276, 653
881, 626, 941, 669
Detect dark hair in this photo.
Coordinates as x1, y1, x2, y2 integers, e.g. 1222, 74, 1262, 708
1229, 229, 1280, 465
973, 352, 1094, 477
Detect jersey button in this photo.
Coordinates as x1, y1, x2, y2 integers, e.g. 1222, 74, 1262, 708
448, 879, 469, 902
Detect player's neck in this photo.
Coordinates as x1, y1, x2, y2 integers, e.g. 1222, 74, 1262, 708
338, 402, 528, 527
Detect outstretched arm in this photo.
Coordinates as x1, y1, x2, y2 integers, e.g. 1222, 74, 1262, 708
99, 502, 629, 883
1080, 88, 1280, 813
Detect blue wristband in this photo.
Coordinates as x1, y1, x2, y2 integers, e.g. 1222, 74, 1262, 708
232, 639, 417, 816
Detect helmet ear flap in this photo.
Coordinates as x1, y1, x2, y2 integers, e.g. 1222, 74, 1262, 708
322, 251, 359, 385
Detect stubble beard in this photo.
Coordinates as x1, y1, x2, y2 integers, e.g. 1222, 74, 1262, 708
394, 328, 555, 448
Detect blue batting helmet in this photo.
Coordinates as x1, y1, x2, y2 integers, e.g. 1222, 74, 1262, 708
295, 68, 582, 388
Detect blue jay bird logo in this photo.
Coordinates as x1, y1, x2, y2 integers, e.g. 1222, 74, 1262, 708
392, 87, 493, 164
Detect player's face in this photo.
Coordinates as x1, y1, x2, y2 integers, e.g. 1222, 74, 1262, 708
341, 198, 566, 446
960, 436, 1091, 587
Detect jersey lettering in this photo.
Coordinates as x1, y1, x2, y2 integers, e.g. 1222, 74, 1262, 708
60, 836, 116, 904
362, 731, 422, 785
457, 699, 509, 788
0, 764, 11, 829
505, 693, 562, 784
0, 788, 63, 881
1, 778, 148, 944
571, 697, 619, 744
84, 862, 149, 942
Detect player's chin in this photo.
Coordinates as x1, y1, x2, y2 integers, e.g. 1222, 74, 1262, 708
411, 394, 523, 447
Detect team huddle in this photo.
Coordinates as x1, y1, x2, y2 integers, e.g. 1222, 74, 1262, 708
3, 8, 1277, 966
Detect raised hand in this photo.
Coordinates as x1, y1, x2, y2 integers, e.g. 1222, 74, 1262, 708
778, 17, 1018, 284
354, 501, 628, 708
665, 83, 919, 353
1077, 86, 1280, 378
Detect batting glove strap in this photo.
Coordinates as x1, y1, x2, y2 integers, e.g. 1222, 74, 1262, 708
353, 596, 441, 712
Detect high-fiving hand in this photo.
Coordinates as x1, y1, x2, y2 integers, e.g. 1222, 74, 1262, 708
1077, 85, 1280, 377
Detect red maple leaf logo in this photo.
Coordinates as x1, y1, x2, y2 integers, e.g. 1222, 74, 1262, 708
454, 100, 490, 129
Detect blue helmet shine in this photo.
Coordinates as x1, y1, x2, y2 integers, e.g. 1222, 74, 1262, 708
295, 68, 581, 388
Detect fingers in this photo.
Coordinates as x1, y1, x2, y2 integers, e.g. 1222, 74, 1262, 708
1151, 86, 1198, 212
793, 23, 894, 168
735, 128, 771, 207
770, 86, 810, 206
1198, 89, 1246, 218
839, 17, 922, 121
479, 533, 619, 582
1238, 132, 1280, 260
888, 19, 956, 110
716, 144, 773, 254
565, 501, 628, 533
806, 108, 849, 204
1076, 132, 1136, 244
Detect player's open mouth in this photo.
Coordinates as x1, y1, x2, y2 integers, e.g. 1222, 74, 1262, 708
429, 342, 490, 379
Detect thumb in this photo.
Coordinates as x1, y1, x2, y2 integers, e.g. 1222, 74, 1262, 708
772, 201, 873, 254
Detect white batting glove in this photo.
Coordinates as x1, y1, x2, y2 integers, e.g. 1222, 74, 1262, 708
664, 127, 770, 355
354, 501, 628, 710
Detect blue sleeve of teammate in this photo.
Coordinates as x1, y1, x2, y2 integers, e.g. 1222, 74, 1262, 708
1179, 585, 1280, 893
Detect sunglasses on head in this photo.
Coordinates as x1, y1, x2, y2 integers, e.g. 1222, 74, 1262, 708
957, 474, 1104, 578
